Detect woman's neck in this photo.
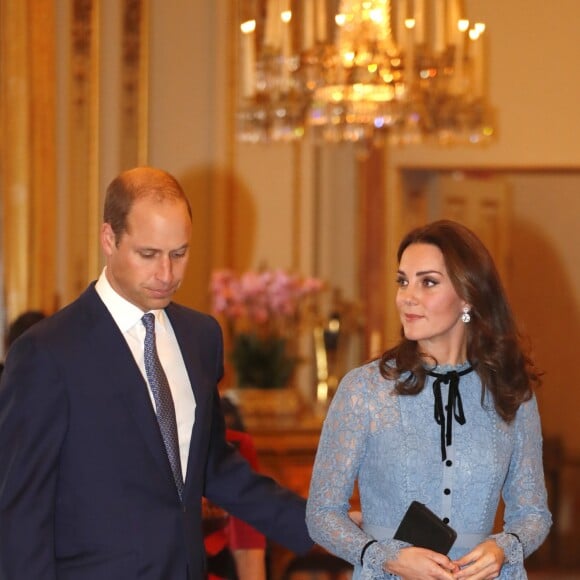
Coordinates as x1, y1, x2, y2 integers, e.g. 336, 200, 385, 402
419, 341, 467, 367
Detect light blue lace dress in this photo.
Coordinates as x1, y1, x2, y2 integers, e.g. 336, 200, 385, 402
306, 360, 552, 579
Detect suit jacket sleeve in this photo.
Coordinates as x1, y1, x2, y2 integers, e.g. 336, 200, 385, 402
203, 388, 313, 555
0, 333, 65, 579
225, 430, 266, 551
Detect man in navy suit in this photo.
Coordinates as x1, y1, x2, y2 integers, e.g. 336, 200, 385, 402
0, 167, 313, 579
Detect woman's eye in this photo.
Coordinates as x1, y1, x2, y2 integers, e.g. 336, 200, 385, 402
396, 277, 408, 287
423, 278, 438, 287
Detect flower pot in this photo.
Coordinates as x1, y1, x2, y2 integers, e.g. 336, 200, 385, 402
231, 332, 296, 389
223, 386, 303, 430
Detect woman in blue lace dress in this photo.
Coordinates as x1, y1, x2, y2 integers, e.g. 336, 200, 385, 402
306, 220, 551, 580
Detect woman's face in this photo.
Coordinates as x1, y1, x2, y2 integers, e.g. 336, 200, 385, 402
396, 243, 468, 363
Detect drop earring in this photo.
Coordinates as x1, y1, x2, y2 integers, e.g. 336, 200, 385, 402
461, 306, 471, 324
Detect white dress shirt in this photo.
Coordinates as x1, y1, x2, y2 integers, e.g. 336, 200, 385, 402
95, 268, 195, 479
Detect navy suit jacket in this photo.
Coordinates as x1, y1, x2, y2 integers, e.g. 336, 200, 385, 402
0, 285, 312, 579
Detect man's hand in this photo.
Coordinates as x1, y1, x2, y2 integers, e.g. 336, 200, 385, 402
348, 511, 363, 527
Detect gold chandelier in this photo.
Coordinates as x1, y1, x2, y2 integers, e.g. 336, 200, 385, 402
236, 0, 494, 146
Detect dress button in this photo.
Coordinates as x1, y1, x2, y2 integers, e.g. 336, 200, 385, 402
443, 517, 450, 524
444, 488, 451, 495
446, 460, 453, 467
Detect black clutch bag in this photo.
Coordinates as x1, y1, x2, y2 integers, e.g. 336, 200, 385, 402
394, 501, 457, 554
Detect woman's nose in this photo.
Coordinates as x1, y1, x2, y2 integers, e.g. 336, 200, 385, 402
399, 288, 418, 306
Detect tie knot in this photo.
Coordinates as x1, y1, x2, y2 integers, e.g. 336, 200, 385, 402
441, 370, 457, 385
142, 312, 156, 334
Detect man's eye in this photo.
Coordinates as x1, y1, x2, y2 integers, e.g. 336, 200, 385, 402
139, 251, 156, 259
171, 251, 187, 259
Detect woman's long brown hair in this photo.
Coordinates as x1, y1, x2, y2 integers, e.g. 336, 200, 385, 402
379, 220, 540, 422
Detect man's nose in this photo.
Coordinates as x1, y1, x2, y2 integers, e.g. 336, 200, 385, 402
155, 256, 173, 283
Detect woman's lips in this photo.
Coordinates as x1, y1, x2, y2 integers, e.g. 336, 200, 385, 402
403, 313, 423, 322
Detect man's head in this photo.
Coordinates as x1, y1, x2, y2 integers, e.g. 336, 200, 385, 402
101, 167, 193, 312
103, 166, 192, 245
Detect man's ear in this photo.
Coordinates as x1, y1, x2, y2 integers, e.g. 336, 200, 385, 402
101, 223, 116, 256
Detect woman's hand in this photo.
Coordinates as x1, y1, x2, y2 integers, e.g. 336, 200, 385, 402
385, 546, 459, 579
452, 539, 505, 579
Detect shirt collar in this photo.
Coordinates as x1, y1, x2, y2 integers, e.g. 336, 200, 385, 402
95, 268, 168, 333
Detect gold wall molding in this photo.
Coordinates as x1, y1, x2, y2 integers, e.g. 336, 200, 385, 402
65, 0, 100, 304
290, 141, 303, 272
0, 0, 57, 322
357, 147, 387, 359
63, 0, 148, 305
121, 0, 149, 169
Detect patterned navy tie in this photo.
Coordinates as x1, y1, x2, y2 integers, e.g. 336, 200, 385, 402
142, 312, 184, 499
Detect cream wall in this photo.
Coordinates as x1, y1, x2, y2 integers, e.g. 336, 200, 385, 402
509, 174, 580, 453
147, 2, 220, 310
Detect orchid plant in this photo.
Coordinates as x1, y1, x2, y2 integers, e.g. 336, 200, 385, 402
210, 269, 324, 388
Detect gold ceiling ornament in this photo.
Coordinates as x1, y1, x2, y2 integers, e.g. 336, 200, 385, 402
236, 0, 494, 147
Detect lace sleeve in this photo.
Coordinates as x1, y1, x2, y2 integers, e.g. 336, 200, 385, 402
306, 368, 399, 575
498, 395, 552, 559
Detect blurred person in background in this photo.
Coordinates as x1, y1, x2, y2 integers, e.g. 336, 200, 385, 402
0, 310, 46, 381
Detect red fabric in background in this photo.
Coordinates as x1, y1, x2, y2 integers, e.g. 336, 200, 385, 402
224, 429, 267, 551
204, 429, 266, 562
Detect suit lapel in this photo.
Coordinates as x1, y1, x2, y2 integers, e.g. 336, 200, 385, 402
80, 286, 178, 491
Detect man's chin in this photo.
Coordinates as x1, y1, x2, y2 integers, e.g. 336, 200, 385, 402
150, 297, 173, 310
141, 293, 174, 311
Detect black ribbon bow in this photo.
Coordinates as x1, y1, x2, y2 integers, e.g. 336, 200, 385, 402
426, 366, 474, 461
